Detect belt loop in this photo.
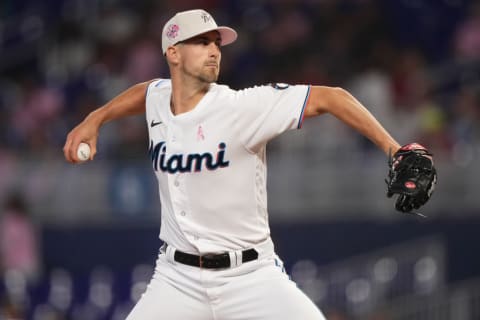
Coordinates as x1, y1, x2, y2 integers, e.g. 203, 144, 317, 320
235, 250, 243, 266
228, 251, 238, 268
228, 250, 243, 268
166, 245, 177, 264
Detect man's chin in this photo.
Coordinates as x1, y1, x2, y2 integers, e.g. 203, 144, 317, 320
200, 73, 219, 83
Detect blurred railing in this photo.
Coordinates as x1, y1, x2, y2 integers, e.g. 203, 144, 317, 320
385, 278, 480, 320
288, 234, 480, 320
290, 236, 447, 318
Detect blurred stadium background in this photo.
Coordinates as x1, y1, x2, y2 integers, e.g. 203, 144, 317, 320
1, 0, 480, 319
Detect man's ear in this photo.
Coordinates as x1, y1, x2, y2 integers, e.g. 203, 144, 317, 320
166, 46, 180, 65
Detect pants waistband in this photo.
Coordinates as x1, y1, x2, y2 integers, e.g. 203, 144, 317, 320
161, 238, 274, 270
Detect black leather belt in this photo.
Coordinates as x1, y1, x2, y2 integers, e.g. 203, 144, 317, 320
172, 247, 259, 269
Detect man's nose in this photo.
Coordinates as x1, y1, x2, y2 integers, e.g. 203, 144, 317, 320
208, 42, 220, 57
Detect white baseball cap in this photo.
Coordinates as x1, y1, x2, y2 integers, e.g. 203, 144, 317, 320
162, 9, 238, 54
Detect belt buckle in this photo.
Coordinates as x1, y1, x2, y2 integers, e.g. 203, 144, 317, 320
199, 253, 215, 269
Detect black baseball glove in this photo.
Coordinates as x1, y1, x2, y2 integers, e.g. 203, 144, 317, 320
386, 143, 437, 214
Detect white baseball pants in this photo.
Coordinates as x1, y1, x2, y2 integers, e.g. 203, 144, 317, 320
126, 239, 325, 320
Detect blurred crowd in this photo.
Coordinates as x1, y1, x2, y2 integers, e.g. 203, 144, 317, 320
0, 0, 479, 163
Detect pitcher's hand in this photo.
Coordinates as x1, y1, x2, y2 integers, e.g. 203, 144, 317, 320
63, 117, 100, 163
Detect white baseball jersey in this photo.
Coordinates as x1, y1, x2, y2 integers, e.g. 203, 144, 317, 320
145, 79, 311, 254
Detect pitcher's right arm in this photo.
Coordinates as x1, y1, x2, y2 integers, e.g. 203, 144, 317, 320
63, 81, 151, 163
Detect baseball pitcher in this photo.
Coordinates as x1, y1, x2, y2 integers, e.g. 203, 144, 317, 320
64, 9, 437, 320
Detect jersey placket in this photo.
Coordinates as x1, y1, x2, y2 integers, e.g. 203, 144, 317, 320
166, 123, 194, 241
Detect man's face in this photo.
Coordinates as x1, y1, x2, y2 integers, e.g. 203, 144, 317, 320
175, 31, 222, 83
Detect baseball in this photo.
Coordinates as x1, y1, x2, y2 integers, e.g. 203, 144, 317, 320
77, 142, 91, 161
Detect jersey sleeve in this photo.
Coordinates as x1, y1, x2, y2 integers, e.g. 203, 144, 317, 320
234, 84, 311, 153
145, 79, 166, 101
145, 78, 169, 120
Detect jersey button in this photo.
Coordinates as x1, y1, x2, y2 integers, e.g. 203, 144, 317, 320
180, 211, 186, 216
174, 181, 180, 187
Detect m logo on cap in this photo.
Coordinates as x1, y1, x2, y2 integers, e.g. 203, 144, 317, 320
201, 12, 211, 23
